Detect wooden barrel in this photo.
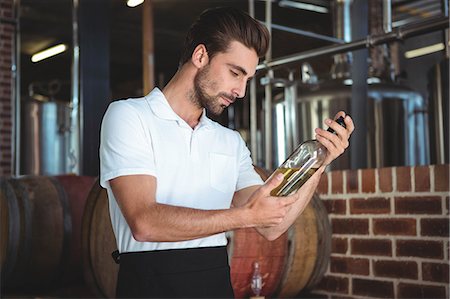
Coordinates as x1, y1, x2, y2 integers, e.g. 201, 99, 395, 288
275, 193, 332, 298
82, 179, 118, 298
0, 176, 70, 290
54, 175, 96, 284
0, 178, 22, 283
0, 175, 97, 292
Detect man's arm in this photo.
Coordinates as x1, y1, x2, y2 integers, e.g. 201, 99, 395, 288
109, 172, 297, 242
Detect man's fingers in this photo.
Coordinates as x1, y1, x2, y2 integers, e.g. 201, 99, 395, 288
262, 171, 284, 193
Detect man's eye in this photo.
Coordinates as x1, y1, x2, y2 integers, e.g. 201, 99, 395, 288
231, 70, 239, 77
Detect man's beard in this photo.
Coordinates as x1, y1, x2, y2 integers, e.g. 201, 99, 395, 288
192, 64, 235, 116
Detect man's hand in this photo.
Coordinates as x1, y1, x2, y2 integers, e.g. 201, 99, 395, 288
240, 173, 297, 228
315, 111, 354, 167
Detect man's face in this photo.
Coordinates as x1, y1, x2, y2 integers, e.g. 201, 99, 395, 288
191, 41, 259, 116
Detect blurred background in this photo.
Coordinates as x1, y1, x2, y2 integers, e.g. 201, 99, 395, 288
1, 0, 448, 177
0, 1, 448, 298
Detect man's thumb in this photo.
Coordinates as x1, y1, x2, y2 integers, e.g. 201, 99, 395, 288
264, 171, 284, 191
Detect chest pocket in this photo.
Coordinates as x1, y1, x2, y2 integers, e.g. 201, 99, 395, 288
209, 153, 236, 193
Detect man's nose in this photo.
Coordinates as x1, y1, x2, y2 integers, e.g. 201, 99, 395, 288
233, 79, 247, 99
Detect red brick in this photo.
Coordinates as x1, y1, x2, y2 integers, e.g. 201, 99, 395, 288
397, 283, 446, 299
415, 165, 431, 191
346, 169, 358, 193
396, 240, 443, 259
421, 218, 449, 237
396, 166, 411, 191
361, 168, 375, 193
373, 260, 417, 279
379, 167, 393, 192
351, 239, 392, 256
422, 262, 449, 283
323, 199, 346, 215
446, 196, 449, 215
353, 278, 394, 298
317, 173, 328, 194
331, 237, 348, 254
395, 196, 442, 214
315, 275, 349, 294
331, 171, 343, 194
435, 164, 449, 192
350, 197, 390, 214
332, 219, 368, 235
373, 218, 416, 236
330, 257, 369, 275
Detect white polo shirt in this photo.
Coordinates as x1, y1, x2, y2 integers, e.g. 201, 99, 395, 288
100, 88, 263, 253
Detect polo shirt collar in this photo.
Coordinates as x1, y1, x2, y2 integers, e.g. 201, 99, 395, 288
145, 87, 215, 130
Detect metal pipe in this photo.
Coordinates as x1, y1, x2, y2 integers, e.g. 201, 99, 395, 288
257, 16, 449, 70
269, 23, 345, 43
13, 0, 20, 175
434, 63, 445, 163
383, 0, 392, 33
443, 0, 449, 58
248, 0, 258, 163
264, 0, 273, 169
70, 0, 81, 174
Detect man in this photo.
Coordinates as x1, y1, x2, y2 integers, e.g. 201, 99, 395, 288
100, 6, 354, 298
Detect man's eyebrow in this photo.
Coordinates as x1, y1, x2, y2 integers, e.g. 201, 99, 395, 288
227, 63, 248, 76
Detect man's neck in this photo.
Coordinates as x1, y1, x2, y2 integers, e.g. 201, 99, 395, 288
162, 65, 203, 128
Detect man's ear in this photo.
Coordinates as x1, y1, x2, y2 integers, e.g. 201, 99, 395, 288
191, 44, 209, 68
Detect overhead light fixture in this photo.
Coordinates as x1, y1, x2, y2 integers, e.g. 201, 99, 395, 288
405, 43, 446, 59
127, 0, 144, 7
31, 44, 67, 63
278, 0, 328, 13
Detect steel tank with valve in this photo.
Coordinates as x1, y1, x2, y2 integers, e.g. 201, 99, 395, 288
21, 98, 74, 175
271, 74, 430, 170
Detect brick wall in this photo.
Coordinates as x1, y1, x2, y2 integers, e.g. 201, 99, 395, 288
311, 164, 449, 299
0, 0, 15, 176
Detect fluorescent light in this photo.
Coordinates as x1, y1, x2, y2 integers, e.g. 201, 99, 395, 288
279, 0, 328, 13
405, 43, 445, 59
127, 0, 144, 7
31, 44, 67, 63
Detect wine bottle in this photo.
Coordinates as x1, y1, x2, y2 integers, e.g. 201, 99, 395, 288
270, 116, 347, 197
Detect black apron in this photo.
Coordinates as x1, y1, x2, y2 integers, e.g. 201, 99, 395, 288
115, 246, 234, 298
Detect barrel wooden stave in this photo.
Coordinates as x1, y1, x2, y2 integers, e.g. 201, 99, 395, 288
0, 178, 20, 281
303, 195, 332, 290
55, 175, 96, 284
82, 180, 118, 299
276, 196, 318, 297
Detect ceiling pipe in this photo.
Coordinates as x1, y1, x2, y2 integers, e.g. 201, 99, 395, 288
257, 15, 449, 70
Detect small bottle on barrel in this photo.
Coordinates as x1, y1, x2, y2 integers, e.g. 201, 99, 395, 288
270, 116, 347, 197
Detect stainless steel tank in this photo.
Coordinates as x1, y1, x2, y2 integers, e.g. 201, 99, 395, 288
272, 78, 430, 169
20, 99, 72, 175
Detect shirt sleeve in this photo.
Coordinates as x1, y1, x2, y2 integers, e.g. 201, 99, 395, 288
99, 100, 156, 188
234, 131, 264, 191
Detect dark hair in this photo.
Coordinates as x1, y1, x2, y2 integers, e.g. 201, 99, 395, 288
179, 7, 270, 67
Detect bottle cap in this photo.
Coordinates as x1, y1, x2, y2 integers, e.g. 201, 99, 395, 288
327, 115, 347, 134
